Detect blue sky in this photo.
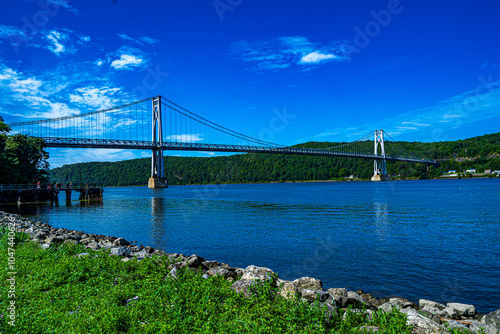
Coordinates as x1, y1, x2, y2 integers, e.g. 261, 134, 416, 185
1, 0, 499, 167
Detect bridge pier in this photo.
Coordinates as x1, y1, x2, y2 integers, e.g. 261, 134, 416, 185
148, 96, 168, 188
371, 130, 390, 182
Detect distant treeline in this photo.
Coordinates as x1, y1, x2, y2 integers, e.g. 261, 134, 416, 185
49, 132, 500, 186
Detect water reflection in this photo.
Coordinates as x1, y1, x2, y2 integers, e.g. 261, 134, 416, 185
150, 197, 167, 247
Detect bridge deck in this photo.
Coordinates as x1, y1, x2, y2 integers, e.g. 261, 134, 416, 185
41, 138, 437, 164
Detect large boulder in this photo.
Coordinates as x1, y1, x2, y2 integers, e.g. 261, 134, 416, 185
485, 310, 500, 331
447, 302, 476, 317
241, 265, 275, 281
110, 247, 130, 256
292, 277, 323, 291
278, 281, 300, 300
231, 279, 260, 298
400, 308, 449, 334
469, 321, 499, 334
301, 289, 329, 302
422, 305, 459, 320
209, 267, 237, 279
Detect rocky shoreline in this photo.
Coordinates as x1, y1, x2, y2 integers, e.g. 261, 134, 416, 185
1, 211, 499, 334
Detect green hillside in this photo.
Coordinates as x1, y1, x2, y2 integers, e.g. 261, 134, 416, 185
49, 132, 500, 186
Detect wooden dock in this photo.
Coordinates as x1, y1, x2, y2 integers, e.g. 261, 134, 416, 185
0, 183, 103, 204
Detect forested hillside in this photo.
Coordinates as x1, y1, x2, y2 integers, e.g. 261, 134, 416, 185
49, 132, 500, 186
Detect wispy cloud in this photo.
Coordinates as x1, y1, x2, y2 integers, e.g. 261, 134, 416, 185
300, 81, 500, 142
117, 33, 159, 46
69, 87, 123, 109
229, 36, 353, 71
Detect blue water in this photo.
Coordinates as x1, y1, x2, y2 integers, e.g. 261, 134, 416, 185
3, 179, 500, 313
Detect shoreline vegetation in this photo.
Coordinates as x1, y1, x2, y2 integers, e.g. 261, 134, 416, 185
1, 212, 499, 333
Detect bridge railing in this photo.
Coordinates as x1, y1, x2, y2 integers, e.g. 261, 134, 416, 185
0, 183, 101, 191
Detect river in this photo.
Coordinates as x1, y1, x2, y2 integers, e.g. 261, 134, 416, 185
2, 178, 499, 313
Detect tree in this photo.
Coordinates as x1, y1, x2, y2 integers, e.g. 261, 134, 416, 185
0, 116, 50, 184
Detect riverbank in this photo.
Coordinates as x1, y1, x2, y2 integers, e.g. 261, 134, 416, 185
1, 212, 499, 333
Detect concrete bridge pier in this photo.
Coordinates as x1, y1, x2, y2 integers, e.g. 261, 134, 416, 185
371, 130, 390, 182
148, 96, 168, 189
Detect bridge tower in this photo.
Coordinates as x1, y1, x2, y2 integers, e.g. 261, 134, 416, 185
148, 96, 168, 188
371, 130, 390, 181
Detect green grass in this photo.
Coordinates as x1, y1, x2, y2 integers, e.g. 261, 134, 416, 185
1, 229, 417, 333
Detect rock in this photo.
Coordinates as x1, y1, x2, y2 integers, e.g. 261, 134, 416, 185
208, 267, 237, 279
113, 237, 130, 246
278, 281, 300, 300
422, 305, 459, 320
485, 309, 500, 329
45, 236, 64, 243
40, 243, 51, 249
301, 289, 329, 302
447, 302, 476, 317
121, 257, 132, 262
144, 246, 154, 253
86, 242, 101, 250
362, 293, 383, 309
416, 309, 441, 324
76, 253, 89, 258
201, 274, 209, 280
292, 277, 323, 291
64, 239, 78, 245
328, 288, 348, 299
110, 247, 131, 256
419, 299, 446, 310
231, 279, 259, 297
469, 320, 499, 334
202, 261, 220, 269
132, 249, 151, 258
378, 302, 395, 313
168, 267, 178, 279
241, 265, 275, 281
356, 289, 364, 295
186, 255, 205, 268
400, 308, 450, 334
445, 320, 468, 330
234, 268, 245, 277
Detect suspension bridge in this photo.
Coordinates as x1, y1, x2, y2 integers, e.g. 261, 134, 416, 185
7, 95, 436, 187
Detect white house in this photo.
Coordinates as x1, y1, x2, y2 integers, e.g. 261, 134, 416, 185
466, 169, 476, 173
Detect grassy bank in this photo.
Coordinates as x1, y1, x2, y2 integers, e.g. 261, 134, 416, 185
0, 229, 423, 333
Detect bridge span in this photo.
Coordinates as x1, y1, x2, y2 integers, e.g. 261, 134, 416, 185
8, 95, 436, 187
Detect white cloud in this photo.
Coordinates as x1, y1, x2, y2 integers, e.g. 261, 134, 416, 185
300, 51, 337, 64
111, 54, 144, 70
69, 86, 122, 109
45, 30, 67, 56
95, 59, 104, 66
229, 36, 354, 71
166, 134, 203, 143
